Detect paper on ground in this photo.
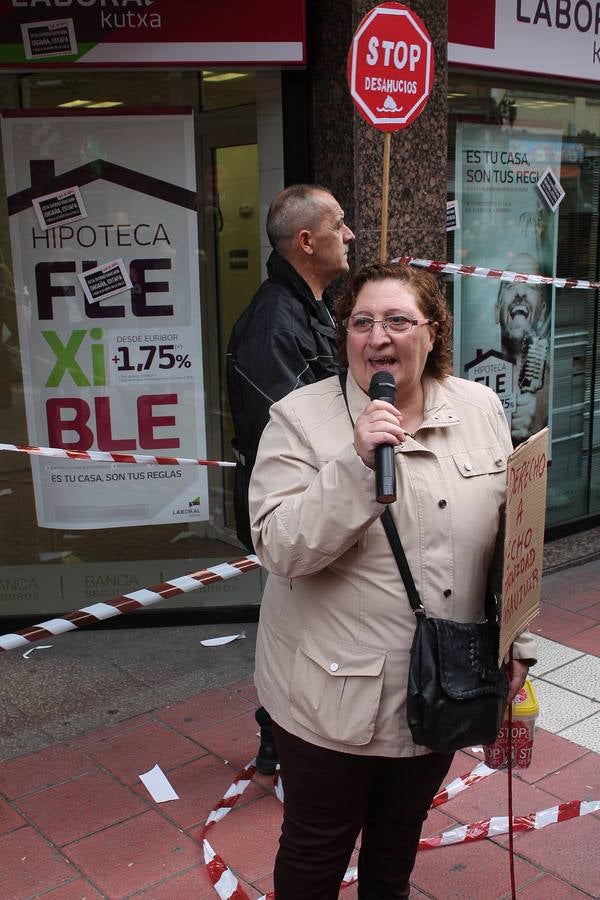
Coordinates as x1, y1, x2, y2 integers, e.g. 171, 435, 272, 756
22, 645, 52, 658
139, 764, 179, 802
201, 631, 246, 647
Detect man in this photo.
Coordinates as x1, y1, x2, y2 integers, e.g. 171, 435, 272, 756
495, 253, 550, 443
226, 184, 355, 773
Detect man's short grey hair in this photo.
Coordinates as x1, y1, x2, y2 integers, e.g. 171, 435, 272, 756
266, 184, 332, 255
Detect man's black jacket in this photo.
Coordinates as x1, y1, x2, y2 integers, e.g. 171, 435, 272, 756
226, 251, 339, 551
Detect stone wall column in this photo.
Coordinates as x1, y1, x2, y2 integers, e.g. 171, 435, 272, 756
308, 0, 448, 267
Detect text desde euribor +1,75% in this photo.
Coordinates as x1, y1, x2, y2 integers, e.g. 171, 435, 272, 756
111, 344, 192, 373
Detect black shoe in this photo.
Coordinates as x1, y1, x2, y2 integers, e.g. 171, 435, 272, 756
256, 735, 279, 775
255, 707, 279, 775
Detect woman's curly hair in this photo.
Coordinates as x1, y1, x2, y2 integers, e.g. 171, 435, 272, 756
334, 262, 453, 380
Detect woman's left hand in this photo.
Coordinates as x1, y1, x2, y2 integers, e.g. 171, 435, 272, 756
506, 658, 530, 705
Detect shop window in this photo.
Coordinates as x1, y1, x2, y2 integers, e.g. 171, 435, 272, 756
447, 75, 600, 530
0, 69, 270, 619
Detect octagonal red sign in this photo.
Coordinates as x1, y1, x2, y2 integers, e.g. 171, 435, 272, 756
347, 2, 434, 132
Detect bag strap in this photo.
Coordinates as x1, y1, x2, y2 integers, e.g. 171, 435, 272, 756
338, 371, 425, 617
379, 508, 425, 615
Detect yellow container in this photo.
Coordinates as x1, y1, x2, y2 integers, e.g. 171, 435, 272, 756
484, 679, 539, 769
513, 678, 539, 718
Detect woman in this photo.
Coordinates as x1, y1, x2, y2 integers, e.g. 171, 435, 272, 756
249, 262, 536, 899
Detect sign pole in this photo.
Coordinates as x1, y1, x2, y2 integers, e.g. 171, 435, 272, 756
380, 131, 391, 262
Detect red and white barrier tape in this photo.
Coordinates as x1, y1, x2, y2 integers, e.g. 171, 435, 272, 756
396, 256, 600, 291
0, 554, 260, 653
419, 799, 600, 850
0, 442, 235, 468
430, 759, 497, 807
1, 254, 595, 475
200, 758, 599, 899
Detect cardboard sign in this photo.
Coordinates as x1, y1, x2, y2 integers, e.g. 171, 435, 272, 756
499, 427, 549, 663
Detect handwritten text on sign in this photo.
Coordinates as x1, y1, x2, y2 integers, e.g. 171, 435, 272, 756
499, 428, 549, 663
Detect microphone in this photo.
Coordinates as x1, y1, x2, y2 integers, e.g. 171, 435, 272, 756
369, 372, 397, 504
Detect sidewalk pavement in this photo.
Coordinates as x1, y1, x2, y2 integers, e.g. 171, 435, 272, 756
0, 557, 599, 899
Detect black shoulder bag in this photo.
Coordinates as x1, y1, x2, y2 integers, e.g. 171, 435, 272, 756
380, 509, 508, 754
339, 371, 508, 755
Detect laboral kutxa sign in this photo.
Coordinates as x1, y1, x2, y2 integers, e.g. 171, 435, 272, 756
448, 0, 600, 82
1, 111, 209, 529
0, 0, 306, 66
348, 1, 434, 131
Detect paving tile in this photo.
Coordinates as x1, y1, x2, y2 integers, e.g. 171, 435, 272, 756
513, 728, 589, 785
193, 793, 282, 883
70, 712, 154, 749
531, 604, 598, 643
135, 864, 219, 899
536, 751, 599, 806
83, 721, 205, 785
510, 810, 600, 895
0, 797, 26, 834
559, 712, 600, 752
16, 769, 147, 845
529, 678, 598, 732
435, 766, 557, 835
543, 586, 600, 613
226, 676, 260, 705
540, 572, 571, 598
0, 826, 75, 897
563, 623, 600, 656
0, 743, 92, 799
579, 599, 600, 621
508, 872, 593, 898
36, 878, 104, 898
189, 709, 262, 769
253, 872, 275, 897
540, 652, 600, 699
411, 835, 540, 898
558, 562, 600, 593
133, 753, 267, 831
154, 688, 254, 737
63, 810, 200, 896
530, 635, 585, 676
421, 807, 460, 839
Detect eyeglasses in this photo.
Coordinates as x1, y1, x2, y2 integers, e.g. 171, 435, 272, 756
342, 314, 433, 334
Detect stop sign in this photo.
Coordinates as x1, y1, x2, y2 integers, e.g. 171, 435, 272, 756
347, 2, 434, 131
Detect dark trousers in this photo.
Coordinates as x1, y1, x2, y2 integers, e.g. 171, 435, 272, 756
272, 723, 453, 900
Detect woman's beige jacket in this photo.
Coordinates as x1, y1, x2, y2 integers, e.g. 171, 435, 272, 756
249, 372, 537, 757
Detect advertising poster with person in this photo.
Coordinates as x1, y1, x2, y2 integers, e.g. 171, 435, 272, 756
454, 122, 561, 446
1, 111, 209, 529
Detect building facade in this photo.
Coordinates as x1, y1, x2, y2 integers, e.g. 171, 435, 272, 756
0, 1, 597, 621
